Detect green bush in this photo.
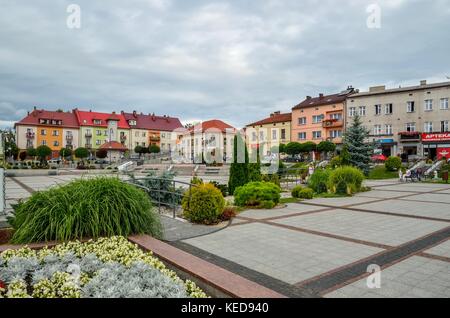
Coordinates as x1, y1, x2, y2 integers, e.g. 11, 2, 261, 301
8, 178, 162, 243
182, 183, 225, 224
190, 176, 204, 185
291, 185, 303, 198
209, 181, 228, 197
328, 166, 365, 195
234, 182, 281, 208
298, 188, 314, 199
308, 169, 330, 194
261, 174, 280, 186
385, 156, 402, 171
329, 156, 342, 169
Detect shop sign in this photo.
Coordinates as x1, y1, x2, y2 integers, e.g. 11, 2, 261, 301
422, 133, 450, 142
437, 148, 450, 160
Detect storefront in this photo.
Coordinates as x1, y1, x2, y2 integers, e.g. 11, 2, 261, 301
375, 139, 397, 157
422, 133, 450, 160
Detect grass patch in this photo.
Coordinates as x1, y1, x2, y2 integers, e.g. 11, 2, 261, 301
367, 166, 398, 180
280, 197, 302, 204
8, 177, 162, 244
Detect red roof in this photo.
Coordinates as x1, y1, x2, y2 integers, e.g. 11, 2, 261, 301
74, 110, 129, 129
99, 141, 128, 151
189, 120, 236, 134
247, 112, 291, 127
122, 112, 183, 131
15, 109, 79, 128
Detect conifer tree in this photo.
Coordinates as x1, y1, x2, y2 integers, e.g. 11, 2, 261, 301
343, 115, 374, 174
228, 134, 249, 195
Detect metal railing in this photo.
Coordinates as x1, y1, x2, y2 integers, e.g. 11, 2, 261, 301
126, 177, 198, 219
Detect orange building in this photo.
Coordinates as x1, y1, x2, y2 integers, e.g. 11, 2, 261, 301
291, 87, 355, 145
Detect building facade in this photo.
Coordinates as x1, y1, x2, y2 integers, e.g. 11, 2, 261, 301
291, 87, 355, 146
346, 80, 450, 159
177, 120, 236, 163
122, 111, 183, 153
15, 109, 80, 158
74, 110, 130, 153
246, 111, 291, 156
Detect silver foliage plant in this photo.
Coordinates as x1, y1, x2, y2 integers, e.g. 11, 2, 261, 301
1, 254, 189, 298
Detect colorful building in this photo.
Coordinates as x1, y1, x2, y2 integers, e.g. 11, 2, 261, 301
74, 110, 130, 153
122, 111, 183, 153
246, 111, 291, 156
291, 87, 355, 146
15, 108, 80, 158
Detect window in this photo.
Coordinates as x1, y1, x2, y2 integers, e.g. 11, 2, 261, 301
94, 120, 102, 125
425, 99, 433, 111
407, 101, 415, 113
41, 129, 46, 136
52, 130, 59, 136
259, 131, 264, 141
41, 140, 47, 146
359, 106, 366, 116
312, 115, 324, 123
441, 121, 449, 132
53, 141, 59, 147
406, 122, 416, 132
385, 124, 393, 135
312, 131, 322, 139
330, 113, 342, 120
298, 117, 307, 125
374, 105, 382, 115
252, 132, 257, 142
374, 125, 382, 136
330, 130, 342, 139
96, 140, 101, 146
272, 130, 277, 140
424, 122, 433, 133
281, 129, 286, 140
349, 107, 356, 117
135, 132, 139, 137
298, 132, 306, 140
129, 120, 136, 126
96, 130, 102, 136
441, 98, 449, 110
385, 104, 393, 115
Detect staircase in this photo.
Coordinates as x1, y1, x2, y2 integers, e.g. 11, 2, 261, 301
424, 160, 444, 176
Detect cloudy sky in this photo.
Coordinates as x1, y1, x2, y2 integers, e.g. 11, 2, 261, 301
1, 0, 449, 129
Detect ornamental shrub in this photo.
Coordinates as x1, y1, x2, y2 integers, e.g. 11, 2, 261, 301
308, 169, 330, 194
8, 178, 162, 243
182, 183, 225, 224
328, 166, 365, 195
291, 185, 303, 198
298, 188, 314, 199
385, 156, 402, 171
234, 182, 281, 208
261, 173, 280, 187
209, 181, 228, 197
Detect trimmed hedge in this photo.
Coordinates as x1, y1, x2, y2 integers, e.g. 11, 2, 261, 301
291, 186, 314, 199
234, 182, 281, 208
182, 183, 225, 224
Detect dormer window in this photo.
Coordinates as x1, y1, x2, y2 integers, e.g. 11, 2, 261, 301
129, 120, 137, 126
94, 119, 102, 125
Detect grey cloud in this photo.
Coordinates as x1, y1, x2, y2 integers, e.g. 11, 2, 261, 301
0, 0, 449, 130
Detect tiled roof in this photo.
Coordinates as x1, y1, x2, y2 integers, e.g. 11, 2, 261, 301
99, 141, 128, 151
247, 112, 291, 127
74, 110, 130, 129
15, 109, 79, 128
122, 112, 183, 131
292, 93, 347, 110
189, 119, 236, 134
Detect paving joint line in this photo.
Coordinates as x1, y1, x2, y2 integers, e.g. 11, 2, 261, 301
9, 177, 35, 194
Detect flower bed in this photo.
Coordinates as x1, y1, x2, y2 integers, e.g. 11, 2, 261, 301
0, 236, 207, 298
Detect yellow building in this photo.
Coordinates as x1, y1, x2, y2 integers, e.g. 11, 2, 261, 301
246, 111, 291, 156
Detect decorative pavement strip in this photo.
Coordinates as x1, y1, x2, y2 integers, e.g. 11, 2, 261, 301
8, 177, 35, 194
169, 240, 317, 298
295, 226, 450, 296
417, 252, 450, 263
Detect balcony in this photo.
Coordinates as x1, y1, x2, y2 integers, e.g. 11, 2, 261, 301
85, 132, 92, 137
322, 119, 343, 129
26, 132, 35, 139
398, 131, 421, 142
85, 143, 92, 149
66, 135, 73, 141
120, 135, 127, 142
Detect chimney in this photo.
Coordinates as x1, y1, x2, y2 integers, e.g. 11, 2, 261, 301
319, 93, 324, 99
420, 80, 427, 86
121, 111, 124, 115
306, 96, 312, 100
133, 110, 137, 117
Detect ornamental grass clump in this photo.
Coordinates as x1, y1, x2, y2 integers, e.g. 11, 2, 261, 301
328, 166, 365, 195
8, 177, 162, 244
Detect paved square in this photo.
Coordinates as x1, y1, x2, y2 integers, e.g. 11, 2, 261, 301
239, 203, 326, 220
272, 209, 449, 246
425, 240, 450, 258
324, 257, 450, 298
